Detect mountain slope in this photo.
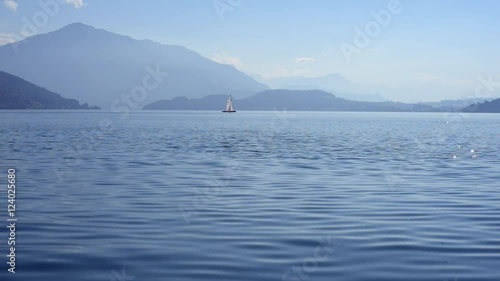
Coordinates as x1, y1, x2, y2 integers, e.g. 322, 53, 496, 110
0, 23, 268, 109
0, 71, 97, 109
463, 98, 500, 113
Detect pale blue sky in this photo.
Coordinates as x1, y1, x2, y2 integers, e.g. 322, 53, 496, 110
1, 0, 500, 101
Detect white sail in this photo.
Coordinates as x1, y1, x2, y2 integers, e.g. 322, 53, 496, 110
224, 95, 235, 112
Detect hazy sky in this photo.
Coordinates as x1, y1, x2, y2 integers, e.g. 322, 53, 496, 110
1, 0, 500, 102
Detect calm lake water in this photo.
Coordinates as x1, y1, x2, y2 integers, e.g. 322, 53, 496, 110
0, 111, 499, 281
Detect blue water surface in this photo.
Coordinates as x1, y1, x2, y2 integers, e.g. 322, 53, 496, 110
0, 110, 499, 281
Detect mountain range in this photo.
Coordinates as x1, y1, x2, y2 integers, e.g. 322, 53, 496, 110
1, 67, 497, 112
144, 89, 451, 112
0, 23, 498, 113
0, 23, 268, 109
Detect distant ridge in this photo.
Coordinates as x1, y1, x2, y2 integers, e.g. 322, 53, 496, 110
144, 90, 446, 112
0, 71, 99, 109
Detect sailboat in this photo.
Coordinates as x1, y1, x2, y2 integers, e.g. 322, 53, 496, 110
222, 95, 236, 113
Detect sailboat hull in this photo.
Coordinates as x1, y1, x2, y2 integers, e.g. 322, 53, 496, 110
222, 110, 236, 113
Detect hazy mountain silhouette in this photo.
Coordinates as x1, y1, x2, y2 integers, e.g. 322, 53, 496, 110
463, 98, 500, 113
0, 71, 98, 109
0, 23, 268, 109
264, 74, 386, 102
143, 95, 229, 110
144, 89, 442, 112
421, 98, 493, 110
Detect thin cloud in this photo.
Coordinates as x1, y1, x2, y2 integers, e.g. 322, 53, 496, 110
294, 57, 315, 64
210, 52, 243, 69
0, 33, 17, 45
20, 30, 35, 37
65, 0, 86, 9
3, 0, 18, 11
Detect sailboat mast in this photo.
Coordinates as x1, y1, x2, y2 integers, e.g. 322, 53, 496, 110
225, 96, 232, 111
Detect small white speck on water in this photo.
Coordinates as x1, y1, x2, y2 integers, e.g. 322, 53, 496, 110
453, 155, 457, 159
471, 149, 475, 153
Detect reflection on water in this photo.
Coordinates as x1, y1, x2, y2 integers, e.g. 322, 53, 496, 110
0, 111, 499, 281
